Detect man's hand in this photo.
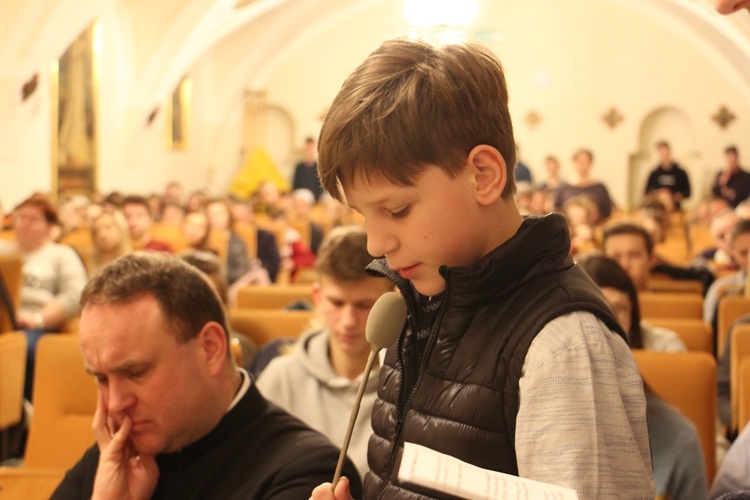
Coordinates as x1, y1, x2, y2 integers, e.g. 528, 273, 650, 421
91, 393, 159, 499
309, 477, 352, 500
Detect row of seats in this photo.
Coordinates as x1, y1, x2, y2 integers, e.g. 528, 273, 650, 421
0, 335, 727, 497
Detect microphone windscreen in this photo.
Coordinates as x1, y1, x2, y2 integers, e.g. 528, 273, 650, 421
366, 291, 407, 351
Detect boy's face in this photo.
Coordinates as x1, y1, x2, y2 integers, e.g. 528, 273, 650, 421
603, 233, 653, 292
314, 275, 393, 360
344, 165, 492, 297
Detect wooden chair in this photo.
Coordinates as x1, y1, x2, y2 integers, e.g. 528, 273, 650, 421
0, 253, 23, 333
717, 296, 750, 357
234, 224, 258, 260
0, 335, 96, 499
688, 223, 714, 258
23, 335, 97, 469
632, 350, 717, 481
638, 292, 703, 320
235, 284, 314, 310
730, 324, 750, 432
739, 358, 750, 433
229, 309, 314, 347
647, 279, 703, 294
59, 228, 93, 260
0, 332, 26, 461
151, 223, 189, 253
645, 318, 712, 353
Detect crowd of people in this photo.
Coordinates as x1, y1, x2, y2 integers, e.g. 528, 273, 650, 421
2, 3, 750, 496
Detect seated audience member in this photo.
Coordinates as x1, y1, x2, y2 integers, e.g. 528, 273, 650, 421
89, 210, 132, 275
562, 195, 599, 255
713, 146, 750, 209
643, 140, 691, 211
52, 252, 362, 499
257, 227, 394, 480
639, 197, 671, 245
0, 195, 88, 400
160, 202, 185, 227
696, 209, 742, 272
183, 210, 212, 251
553, 148, 614, 223
122, 195, 174, 253
179, 249, 257, 370
289, 188, 325, 254
147, 194, 164, 223
579, 255, 709, 500
711, 424, 750, 499
205, 198, 254, 286
163, 181, 184, 207
717, 314, 750, 433
185, 190, 207, 212
703, 219, 750, 330
539, 154, 563, 191
603, 222, 714, 296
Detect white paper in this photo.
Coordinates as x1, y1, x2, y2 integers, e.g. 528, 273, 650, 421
398, 442, 579, 500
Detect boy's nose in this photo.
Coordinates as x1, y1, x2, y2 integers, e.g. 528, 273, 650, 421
366, 224, 397, 258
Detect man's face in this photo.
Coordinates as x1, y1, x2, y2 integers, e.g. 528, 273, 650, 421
14, 205, 51, 252
657, 145, 671, 166
731, 233, 750, 271
123, 204, 152, 241
726, 151, 740, 172
80, 295, 215, 455
603, 233, 653, 291
314, 275, 394, 360
344, 165, 492, 297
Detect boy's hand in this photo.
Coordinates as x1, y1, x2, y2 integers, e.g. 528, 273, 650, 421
92, 392, 159, 499
309, 477, 352, 500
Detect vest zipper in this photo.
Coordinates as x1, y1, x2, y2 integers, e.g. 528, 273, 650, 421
377, 280, 450, 498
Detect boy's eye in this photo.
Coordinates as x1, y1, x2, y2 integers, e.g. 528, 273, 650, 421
390, 206, 410, 218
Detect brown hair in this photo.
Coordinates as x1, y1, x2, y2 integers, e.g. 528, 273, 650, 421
318, 36, 516, 201
80, 252, 230, 349
316, 226, 387, 284
16, 194, 58, 225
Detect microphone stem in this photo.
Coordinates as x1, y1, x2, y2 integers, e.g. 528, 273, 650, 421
332, 349, 378, 491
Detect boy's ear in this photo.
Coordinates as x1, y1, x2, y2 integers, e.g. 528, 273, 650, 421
467, 145, 507, 206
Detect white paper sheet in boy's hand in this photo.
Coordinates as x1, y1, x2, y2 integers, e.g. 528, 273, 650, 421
398, 442, 579, 500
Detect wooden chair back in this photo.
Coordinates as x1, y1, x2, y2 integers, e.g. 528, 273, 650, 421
24, 335, 97, 469
718, 296, 750, 357
228, 309, 314, 347
235, 284, 314, 310
739, 358, 750, 433
151, 223, 189, 252
730, 324, 750, 432
645, 318, 712, 353
632, 350, 716, 481
0, 333, 26, 433
638, 292, 703, 320
0, 253, 22, 333
647, 279, 703, 294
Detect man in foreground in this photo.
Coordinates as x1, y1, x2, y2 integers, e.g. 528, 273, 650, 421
52, 252, 361, 499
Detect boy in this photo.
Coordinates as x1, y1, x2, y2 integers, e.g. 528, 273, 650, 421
257, 226, 394, 480
312, 37, 653, 499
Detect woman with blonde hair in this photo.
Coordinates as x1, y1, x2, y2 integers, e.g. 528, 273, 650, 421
89, 210, 132, 274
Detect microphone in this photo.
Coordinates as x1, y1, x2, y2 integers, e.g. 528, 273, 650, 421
331, 291, 406, 490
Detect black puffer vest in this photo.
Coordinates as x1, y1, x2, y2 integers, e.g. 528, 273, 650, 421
363, 214, 625, 499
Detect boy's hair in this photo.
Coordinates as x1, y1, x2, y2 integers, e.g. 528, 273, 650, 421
730, 218, 750, 244
316, 226, 383, 283
602, 223, 655, 256
318, 37, 516, 201
726, 145, 739, 155
656, 140, 670, 149
80, 252, 229, 347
